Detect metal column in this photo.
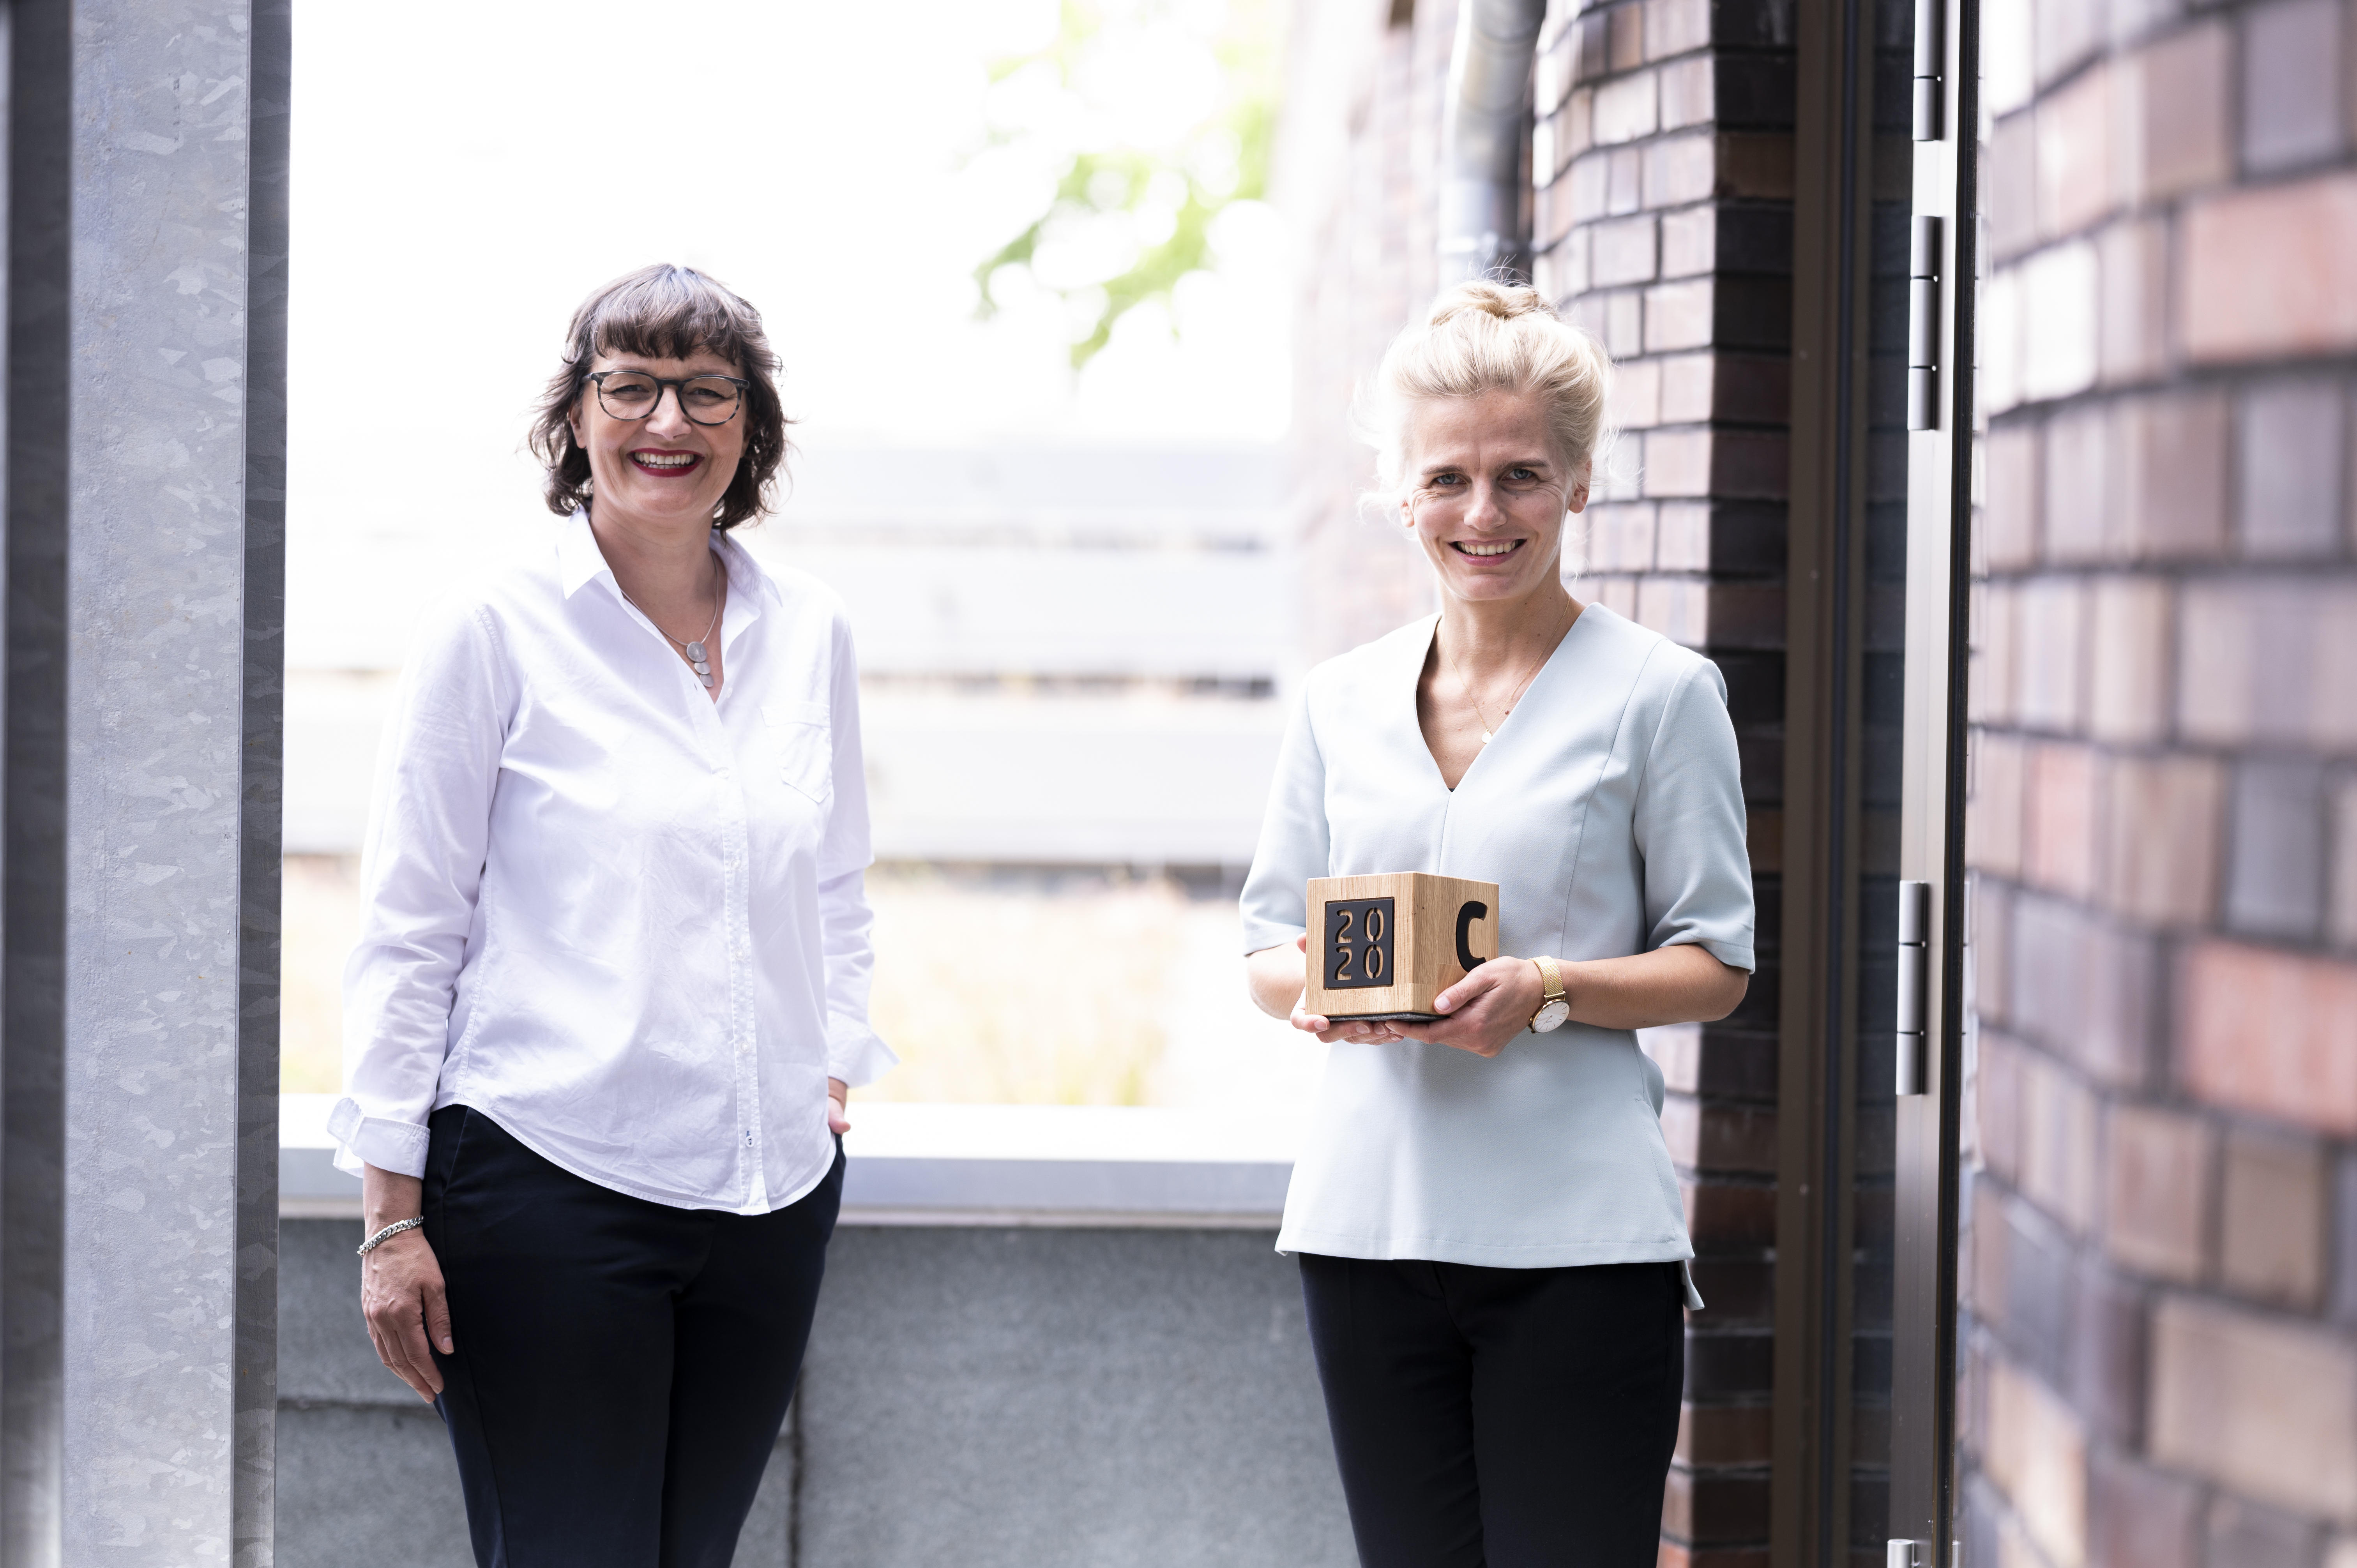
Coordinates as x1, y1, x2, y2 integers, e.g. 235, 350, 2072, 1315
4, 3, 287, 1562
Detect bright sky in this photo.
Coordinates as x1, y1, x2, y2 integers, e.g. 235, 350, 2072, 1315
286, 0, 1290, 600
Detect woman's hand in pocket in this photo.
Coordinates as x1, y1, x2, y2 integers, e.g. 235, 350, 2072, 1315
1398, 957, 1544, 1058
827, 1077, 850, 1135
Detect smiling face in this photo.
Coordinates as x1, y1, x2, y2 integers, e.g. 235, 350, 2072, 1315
1399, 389, 1589, 605
568, 346, 748, 538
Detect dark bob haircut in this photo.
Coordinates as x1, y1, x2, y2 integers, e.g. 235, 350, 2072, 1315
528, 263, 792, 531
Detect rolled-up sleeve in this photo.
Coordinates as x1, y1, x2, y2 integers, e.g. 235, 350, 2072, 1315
1239, 687, 1332, 955
330, 598, 514, 1178
1632, 659, 1756, 971
816, 613, 896, 1087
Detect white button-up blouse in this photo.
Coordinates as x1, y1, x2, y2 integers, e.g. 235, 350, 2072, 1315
330, 511, 896, 1213
1240, 605, 1753, 1289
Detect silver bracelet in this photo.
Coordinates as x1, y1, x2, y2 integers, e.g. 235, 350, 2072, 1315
357, 1216, 425, 1257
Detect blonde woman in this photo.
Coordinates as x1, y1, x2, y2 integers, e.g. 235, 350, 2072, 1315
1241, 281, 1754, 1565
334, 264, 893, 1566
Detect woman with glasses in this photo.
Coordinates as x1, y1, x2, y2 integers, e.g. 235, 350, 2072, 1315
1240, 280, 1754, 1566
331, 262, 893, 1567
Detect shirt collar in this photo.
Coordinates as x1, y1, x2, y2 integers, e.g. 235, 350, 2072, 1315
559, 507, 783, 651
558, 507, 779, 599
557, 508, 610, 599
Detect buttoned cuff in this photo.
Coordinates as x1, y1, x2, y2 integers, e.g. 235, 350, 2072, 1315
825, 1022, 899, 1089
327, 1097, 431, 1179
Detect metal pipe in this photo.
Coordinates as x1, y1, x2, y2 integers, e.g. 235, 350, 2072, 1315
1437, 0, 1548, 283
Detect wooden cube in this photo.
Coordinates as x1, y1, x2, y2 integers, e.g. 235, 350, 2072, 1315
1304, 872, 1502, 1022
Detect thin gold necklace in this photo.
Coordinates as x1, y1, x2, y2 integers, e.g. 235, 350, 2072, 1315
1442, 605, 1568, 744
619, 560, 724, 689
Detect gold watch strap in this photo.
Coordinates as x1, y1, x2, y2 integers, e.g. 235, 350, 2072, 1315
1532, 955, 1565, 1003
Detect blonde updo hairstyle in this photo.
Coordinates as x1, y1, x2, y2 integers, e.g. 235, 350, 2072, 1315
1361, 279, 1613, 508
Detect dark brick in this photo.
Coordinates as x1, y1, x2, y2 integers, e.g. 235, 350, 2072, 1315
2206, 1494, 2323, 1568
1848, 1469, 1889, 1548
2219, 1125, 2330, 1309
1710, 0, 1796, 50
1855, 1185, 1893, 1251
2008, 895, 2159, 1088
1679, 1402, 1774, 1467
1866, 353, 1910, 432
1689, 1180, 1777, 1249
2331, 1151, 2357, 1324
2237, 378, 2345, 559
1963, 1473, 2005, 1568
1721, 963, 1781, 1030
1706, 275, 1794, 351
2242, 0, 2346, 175
1711, 54, 1797, 128
1714, 650, 1786, 726
2001, 1196, 2074, 1387
2088, 1451, 2201, 1568
1663, 1463, 1773, 1546
1662, 204, 1796, 280
1689, 1027, 1780, 1102
1853, 1260, 1894, 1330
1706, 501, 1789, 576
1857, 1026, 1899, 1104
1576, 11, 1613, 85
1869, 199, 1913, 281
1678, 1549, 1773, 1568
1688, 1257, 1774, 1322
1737, 735, 1786, 800
1852, 1399, 1891, 1464
1856, 1103, 1894, 1177
1686, 1328, 1775, 1397
2070, 1258, 2149, 1446
1851, 1329, 1892, 1397
1869, 45, 1911, 136
2226, 758, 2327, 941
1666, 1097, 1779, 1173
1750, 887, 1783, 960
1705, 583, 1790, 648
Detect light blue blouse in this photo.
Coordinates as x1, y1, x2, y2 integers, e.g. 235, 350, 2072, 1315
1240, 604, 1754, 1288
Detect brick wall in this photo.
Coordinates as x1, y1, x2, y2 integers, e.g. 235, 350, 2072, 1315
1531, 4, 1822, 1564
1964, 3, 2357, 1566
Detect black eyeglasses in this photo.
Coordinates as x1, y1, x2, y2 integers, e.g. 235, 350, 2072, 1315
585, 370, 751, 426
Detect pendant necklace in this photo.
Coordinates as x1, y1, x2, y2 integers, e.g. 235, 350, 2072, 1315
620, 563, 724, 689
1443, 607, 1566, 744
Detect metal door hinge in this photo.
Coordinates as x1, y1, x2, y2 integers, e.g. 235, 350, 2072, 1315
1911, 0, 1944, 139
1888, 1540, 1927, 1568
1907, 217, 1943, 431
1896, 881, 1931, 1095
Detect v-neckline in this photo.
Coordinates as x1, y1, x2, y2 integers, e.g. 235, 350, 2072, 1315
1415, 604, 1588, 794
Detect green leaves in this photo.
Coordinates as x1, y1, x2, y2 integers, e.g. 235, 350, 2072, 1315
970, 0, 1279, 369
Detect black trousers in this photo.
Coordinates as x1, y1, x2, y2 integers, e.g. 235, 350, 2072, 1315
1298, 1254, 1686, 1568
422, 1105, 843, 1568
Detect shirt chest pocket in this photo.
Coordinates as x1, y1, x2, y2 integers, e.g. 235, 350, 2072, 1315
762, 701, 833, 806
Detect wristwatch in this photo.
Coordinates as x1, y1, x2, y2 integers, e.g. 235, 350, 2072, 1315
1527, 956, 1570, 1033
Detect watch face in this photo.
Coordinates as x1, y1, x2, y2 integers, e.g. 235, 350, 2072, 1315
1532, 999, 1571, 1033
